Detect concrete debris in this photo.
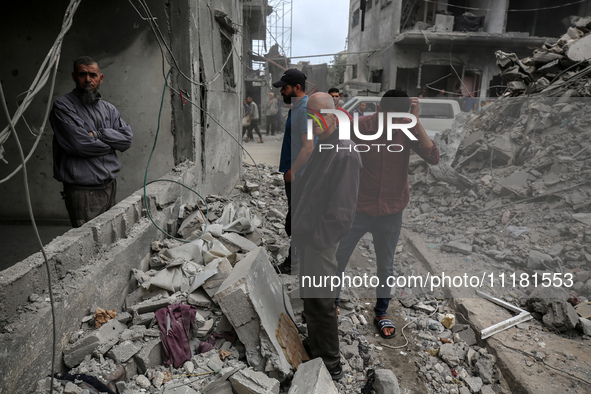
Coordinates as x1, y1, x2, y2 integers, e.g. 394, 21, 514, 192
497, 22, 591, 97
373, 369, 401, 394
228, 368, 280, 394
63, 319, 127, 368
288, 358, 338, 394
214, 247, 299, 379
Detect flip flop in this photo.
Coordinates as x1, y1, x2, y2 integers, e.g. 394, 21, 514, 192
374, 317, 396, 339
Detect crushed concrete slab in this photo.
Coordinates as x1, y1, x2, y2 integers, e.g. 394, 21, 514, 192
214, 247, 299, 379
463, 376, 483, 393
188, 288, 213, 308
228, 368, 280, 394
287, 358, 338, 394
106, 340, 142, 363
202, 258, 233, 297
163, 385, 199, 394
135, 338, 162, 373
188, 259, 221, 293
220, 232, 258, 253
128, 294, 181, 315
63, 319, 127, 368
441, 241, 473, 255
578, 317, 591, 335
373, 369, 401, 394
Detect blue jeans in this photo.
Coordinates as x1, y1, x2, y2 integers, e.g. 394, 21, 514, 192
335, 211, 403, 317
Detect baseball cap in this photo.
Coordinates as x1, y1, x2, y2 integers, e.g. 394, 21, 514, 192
272, 69, 306, 88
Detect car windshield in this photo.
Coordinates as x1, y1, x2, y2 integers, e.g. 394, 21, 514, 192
419, 103, 454, 119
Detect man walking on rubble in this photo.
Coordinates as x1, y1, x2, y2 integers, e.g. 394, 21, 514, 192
272, 69, 315, 275
292, 92, 362, 380
335, 89, 440, 339
50, 56, 133, 228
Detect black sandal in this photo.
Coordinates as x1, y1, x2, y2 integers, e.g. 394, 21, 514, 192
374, 317, 396, 339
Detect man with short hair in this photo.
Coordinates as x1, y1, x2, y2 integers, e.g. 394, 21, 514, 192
245, 96, 263, 143
352, 101, 368, 117
328, 87, 352, 122
272, 69, 314, 274
50, 56, 133, 228
292, 92, 362, 380
335, 89, 440, 339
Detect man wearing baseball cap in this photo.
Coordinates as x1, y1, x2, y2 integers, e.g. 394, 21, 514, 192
273, 69, 313, 275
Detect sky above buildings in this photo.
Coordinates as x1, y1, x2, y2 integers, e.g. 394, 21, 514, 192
290, 0, 350, 65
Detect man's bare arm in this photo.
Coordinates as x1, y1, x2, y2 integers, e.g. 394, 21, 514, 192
410, 97, 433, 148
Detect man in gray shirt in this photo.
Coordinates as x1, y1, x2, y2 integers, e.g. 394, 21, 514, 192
244, 96, 263, 143
50, 56, 133, 227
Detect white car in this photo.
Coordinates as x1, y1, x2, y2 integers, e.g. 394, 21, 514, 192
341, 96, 461, 138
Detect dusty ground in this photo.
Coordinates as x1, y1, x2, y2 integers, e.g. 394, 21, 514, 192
245, 130, 429, 393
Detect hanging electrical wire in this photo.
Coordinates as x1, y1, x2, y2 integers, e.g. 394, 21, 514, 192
128, 0, 264, 241
0, 0, 81, 182
421, 0, 586, 12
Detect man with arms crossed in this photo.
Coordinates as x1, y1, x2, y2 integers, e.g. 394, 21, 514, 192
50, 56, 132, 228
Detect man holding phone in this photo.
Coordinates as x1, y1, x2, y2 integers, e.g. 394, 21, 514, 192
334, 89, 440, 339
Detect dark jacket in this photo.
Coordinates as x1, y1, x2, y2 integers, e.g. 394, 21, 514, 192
50, 89, 133, 187
292, 130, 362, 250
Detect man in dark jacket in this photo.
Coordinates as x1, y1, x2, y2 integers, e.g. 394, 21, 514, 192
50, 56, 133, 227
292, 92, 362, 380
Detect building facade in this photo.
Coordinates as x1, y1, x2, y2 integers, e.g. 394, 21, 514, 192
344, 0, 591, 102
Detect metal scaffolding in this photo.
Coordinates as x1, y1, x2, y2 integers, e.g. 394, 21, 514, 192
251, 0, 292, 69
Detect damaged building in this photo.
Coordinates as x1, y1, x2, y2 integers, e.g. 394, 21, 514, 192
344, 0, 591, 102
0, 0, 273, 391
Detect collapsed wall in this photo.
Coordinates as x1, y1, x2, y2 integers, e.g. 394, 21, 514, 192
0, 163, 200, 393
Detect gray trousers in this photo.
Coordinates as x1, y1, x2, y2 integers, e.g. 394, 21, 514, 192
299, 242, 341, 372
62, 180, 116, 228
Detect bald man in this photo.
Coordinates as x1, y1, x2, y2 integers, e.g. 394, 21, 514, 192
291, 92, 362, 380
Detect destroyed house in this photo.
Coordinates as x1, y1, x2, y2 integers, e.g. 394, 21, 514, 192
344, 0, 591, 103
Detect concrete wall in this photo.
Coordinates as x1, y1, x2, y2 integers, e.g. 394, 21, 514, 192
0, 0, 243, 221
0, 164, 205, 393
346, 0, 401, 90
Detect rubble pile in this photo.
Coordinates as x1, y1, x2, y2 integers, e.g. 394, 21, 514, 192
31, 164, 412, 393
407, 88, 591, 338
497, 17, 591, 97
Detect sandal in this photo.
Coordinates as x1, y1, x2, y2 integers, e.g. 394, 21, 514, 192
374, 317, 396, 339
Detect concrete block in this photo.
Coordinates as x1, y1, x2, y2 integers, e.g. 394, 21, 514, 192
106, 340, 142, 363
89, 207, 127, 247
373, 369, 401, 394
463, 376, 483, 393
441, 241, 472, 255
579, 317, 591, 335
214, 248, 298, 379
188, 288, 213, 308
64, 319, 127, 368
204, 380, 232, 394
120, 325, 147, 341
220, 233, 257, 253
135, 338, 162, 373
128, 294, 181, 315
229, 369, 280, 394
163, 386, 199, 394
203, 258, 233, 297
132, 312, 155, 327
202, 366, 244, 393
288, 358, 338, 394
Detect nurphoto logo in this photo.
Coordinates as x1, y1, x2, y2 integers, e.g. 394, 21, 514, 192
306, 109, 418, 152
